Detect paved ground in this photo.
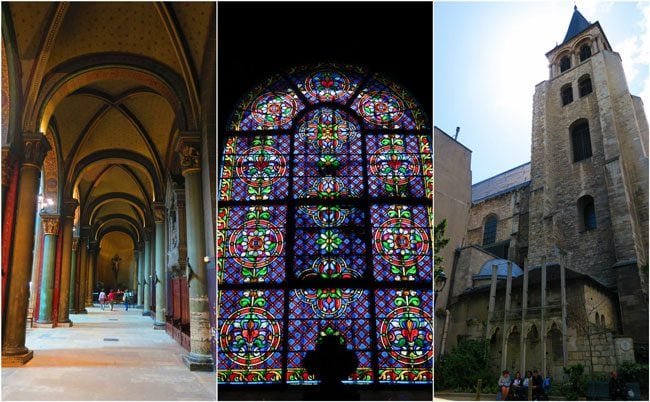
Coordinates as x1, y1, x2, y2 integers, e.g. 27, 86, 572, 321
2, 305, 216, 401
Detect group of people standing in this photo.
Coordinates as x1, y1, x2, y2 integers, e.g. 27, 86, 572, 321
98, 288, 133, 311
498, 370, 550, 400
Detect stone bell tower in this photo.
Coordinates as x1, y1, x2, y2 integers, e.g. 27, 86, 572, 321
528, 6, 648, 353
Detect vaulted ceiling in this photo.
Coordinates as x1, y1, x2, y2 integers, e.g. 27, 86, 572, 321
4, 1, 215, 247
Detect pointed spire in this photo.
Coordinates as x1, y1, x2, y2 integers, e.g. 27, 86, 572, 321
563, 6, 591, 44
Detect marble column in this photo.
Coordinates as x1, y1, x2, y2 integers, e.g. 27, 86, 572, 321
153, 203, 166, 329
132, 249, 139, 294
137, 242, 144, 308
2, 133, 50, 366
68, 237, 79, 314
34, 213, 60, 327
86, 241, 97, 307
176, 134, 214, 371
76, 230, 89, 314
57, 199, 78, 326
143, 231, 152, 316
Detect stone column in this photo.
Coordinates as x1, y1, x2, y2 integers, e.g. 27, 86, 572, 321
486, 264, 498, 344
1, 148, 15, 216
176, 134, 214, 371
560, 252, 569, 367
143, 231, 152, 316
501, 261, 513, 371
34, 214, 60, 327
132, 249, 140, 294
520, 258, 529, 373
68, 237, 79, 314
57, 199, 78, 327
153, 203, 166, 329
137, 242, 144, 308
86, 241, 97, 307
76, 232, 88, 314
2, 133, 50, 366
541, 256, 547, 376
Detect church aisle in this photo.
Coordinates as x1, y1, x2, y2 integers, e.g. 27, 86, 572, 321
1, 306, 216, 401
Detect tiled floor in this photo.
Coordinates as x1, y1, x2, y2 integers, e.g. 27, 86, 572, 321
1, 306, 216, 401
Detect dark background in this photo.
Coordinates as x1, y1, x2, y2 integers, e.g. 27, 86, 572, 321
217, 1, 433, 133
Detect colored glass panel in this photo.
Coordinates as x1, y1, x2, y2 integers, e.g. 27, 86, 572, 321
371, 205, 433, 282
287, 65, 364, 105
220, 206, 286, 284
218, 289, 284, 384
367, 134, 427, 198
287, 289, 372, 384
220, 135, 290, 201
375, 289, 433, 383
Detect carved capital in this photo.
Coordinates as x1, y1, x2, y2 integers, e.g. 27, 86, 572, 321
80, 226, 91, 238
40, 213, 60, 235
1, 148, 16, 187
62, 198, 79, 218
72, 237, 80, 251
153, 202, 166, 223
21, 132, 51, 168
175, 133, 201, 175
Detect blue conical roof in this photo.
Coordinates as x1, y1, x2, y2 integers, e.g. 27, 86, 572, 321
563, 6, 591, 43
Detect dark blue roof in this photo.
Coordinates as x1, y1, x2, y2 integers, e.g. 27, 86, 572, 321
563, 6, 591, 43
476, 259, 523, 278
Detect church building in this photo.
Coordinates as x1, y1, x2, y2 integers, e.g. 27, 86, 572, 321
1, 1, 216, 382
436, 7, 648, 380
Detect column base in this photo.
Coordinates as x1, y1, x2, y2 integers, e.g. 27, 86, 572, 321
57, 320, 73, 327
182, 352, 214, 372
33, 321, 54, 328
135, 305, 143, 309
2, 349, 34, 366
77, 308, 88, 314
85, 302, 94, 307
153, 322, 166, 330
142, 311, 151, 316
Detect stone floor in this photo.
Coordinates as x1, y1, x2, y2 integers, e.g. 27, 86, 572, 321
1, 305, 216, 401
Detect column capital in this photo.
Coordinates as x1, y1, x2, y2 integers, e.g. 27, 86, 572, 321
175, 132, 201, 176
1, 147, 16, 187
40, 213, 60, 235
87, 240, 99, 254
72, 237, 80, 251
153, 202, 166, 223
20, 132, 51, 169
79, 225, 91, 238
62, 198, 79, 218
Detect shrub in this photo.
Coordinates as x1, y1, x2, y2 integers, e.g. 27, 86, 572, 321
560, 364, 587, 400
435, 339, 494, 392
618, 362, 649, 398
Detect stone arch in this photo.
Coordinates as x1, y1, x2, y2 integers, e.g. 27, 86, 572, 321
82, 193, 149, 228
1, 4, 24, 147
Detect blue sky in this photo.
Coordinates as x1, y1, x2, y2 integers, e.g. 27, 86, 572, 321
434, 1, 649, 184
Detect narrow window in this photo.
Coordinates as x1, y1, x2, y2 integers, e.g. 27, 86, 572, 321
571, 121, 592, 162
580, 44, 592, 62
595, 312, 600, 325
561, 85, 573, 106
560, 56, 571, 72
578, 195, 597, 231
579, 76, 592, 97
601, 314, 606, 327
483, 215, 497, 245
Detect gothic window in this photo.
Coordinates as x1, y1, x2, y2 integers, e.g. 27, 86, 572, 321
482, 215, 498, 245
571, 120, 592, 162
578, 195, 596, 231
594, 312, 600, 325
561, 84, 573, 106
218, 65, 433, 385
579, 44, 592, 62
560, 56, 571, 72
601, 313, 606, 327
579, 75, 592, 97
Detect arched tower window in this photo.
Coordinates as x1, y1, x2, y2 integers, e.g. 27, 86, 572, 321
579, 75, 592, 97
579, 44, 592, 61
482, 215, 498, 245
560, 56, 571, 72
571, 120, 592, 162
578, 195, 597, 231
561, 84, 573, 106
218, 65, 433, 385
594, 312, 600, 325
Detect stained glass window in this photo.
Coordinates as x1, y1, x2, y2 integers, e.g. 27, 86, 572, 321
218, 64, 433, 386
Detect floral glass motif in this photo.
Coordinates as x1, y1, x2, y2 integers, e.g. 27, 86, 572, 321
218, 289, 284, 383
287, 289, 372, 384
220, 66, 431, 385
376, 289, 433, 383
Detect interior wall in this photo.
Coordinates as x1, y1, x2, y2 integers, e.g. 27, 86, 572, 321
97, 232, 135, 291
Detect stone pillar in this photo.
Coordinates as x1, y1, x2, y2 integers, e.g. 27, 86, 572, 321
176, 134, 214, 371
68, 237, 79, 314
143, 231, 152, 316
76, 232, 88, 314
86, 241, 97, 307
132, 249, 139, 294
2, 133, 50, 366
1, 148, 15, 216
520, 258, 529, 373
486, 264, 498, 344
34, 214, 60, 327
137, 242, 144, 308
501, 261, 513, 371
560, 252, 569, 368
541, 256, 547, 376
153, 203, 166, 329
57, 199, 78, 327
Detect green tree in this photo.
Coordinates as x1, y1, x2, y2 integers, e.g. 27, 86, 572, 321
435, 339, 494, 392
434, 219, 450, 282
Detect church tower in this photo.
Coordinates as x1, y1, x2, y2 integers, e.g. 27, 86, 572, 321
528, 7, 648, 351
